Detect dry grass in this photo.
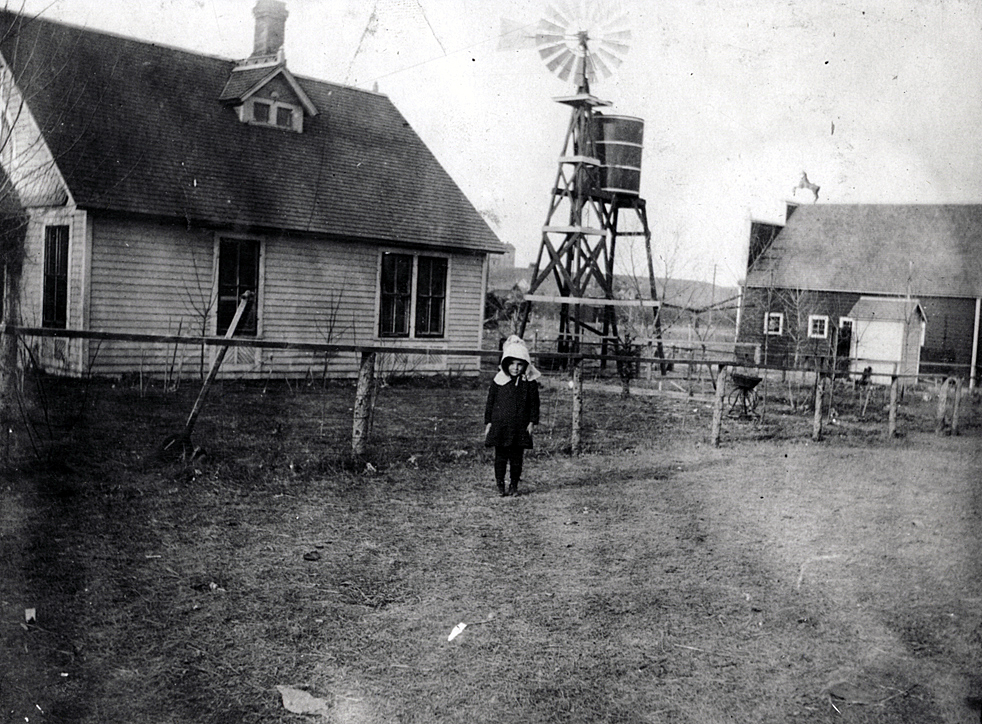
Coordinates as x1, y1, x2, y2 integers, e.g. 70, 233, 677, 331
1, 371, 980, 723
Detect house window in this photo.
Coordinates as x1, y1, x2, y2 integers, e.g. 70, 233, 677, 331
415, 257, 448, 337
764, 311, 783, 336
253, 101, 270, 124
42, 225, 69, 329
245, 98, 300, 131
378, 252, 448, 338
808, 315, 829, 339
276, 106, 293, 128
217, 238, 260, 336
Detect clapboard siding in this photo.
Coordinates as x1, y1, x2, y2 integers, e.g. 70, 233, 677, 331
72, 216, 488, 378
739, 285, 980, 376
260, 234, 375, 378
86, 217, 214, 376
919, 296, 978, 369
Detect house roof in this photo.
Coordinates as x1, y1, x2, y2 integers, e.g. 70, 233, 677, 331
848, 296, 926, 324
745, 204, 982, 298
218, 62, 318, 116
0, 10, 505, 254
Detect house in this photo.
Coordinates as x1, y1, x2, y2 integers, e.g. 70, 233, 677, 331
0, 2, 506, 380
737, 204, 982, 386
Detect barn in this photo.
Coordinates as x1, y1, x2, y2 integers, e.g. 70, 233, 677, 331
0, 2, 506, 380
737, 203, 982, 387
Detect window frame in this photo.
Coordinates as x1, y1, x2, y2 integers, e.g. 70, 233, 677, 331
242, 97, 302, 132
808, 314, 829, 339
215, 236, 262, 338
413, 255, 448, 338
42, 224, 69, 329
764, 311, 783, 336
377, 251, 450, 340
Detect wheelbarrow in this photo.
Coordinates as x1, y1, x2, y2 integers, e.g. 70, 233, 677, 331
728, 371, 762, 419
161, 291, 253, 460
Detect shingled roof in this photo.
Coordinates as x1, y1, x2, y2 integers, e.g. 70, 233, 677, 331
746, 204, 982, 299
0, 10, 505, 254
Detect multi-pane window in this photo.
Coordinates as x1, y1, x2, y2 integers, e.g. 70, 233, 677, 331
246, 99, 299, 131
42, 225, 69, 329
276, 106, 293, 128
415, 256, 447, 337
378, 253, 448, 338
808, 315, 829, 339
217, 238, 259, 336
253, 101, 270, 124
379, 253, 413, 337
764, 311, 783, 336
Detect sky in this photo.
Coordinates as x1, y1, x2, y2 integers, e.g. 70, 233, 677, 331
11, 0, 982, 287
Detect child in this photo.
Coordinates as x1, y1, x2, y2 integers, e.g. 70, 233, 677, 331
485, 335, 541, 497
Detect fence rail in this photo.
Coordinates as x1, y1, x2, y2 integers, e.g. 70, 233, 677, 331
2, 325, 974, 456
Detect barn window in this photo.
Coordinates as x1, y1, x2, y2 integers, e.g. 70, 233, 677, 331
217, 238, 260, 336
42, 225, 69, 329
764, 311, 783, 336
808, 315, 829, 339
378, 252, 448, 338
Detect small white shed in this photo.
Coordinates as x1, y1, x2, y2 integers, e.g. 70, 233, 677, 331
847, 297, 926, 384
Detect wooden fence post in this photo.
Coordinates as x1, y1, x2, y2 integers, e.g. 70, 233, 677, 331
571, 357, 582, 455
935, 377, 950, 435
812, 374, 823, 441
951, 378, 962, 435
711, 365, 727, 447
888, 374, 899, 438
351, 350, 376, 457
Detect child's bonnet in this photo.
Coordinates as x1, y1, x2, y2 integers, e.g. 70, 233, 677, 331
494, 335, 541, 385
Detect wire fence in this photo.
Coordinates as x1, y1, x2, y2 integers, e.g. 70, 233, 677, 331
2, 325, 977, 458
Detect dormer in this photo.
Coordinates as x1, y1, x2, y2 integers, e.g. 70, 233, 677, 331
219, 1, 317, 132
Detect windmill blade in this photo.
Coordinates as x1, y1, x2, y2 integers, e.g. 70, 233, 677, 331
544, 3, 575, 30
594, 45, 625, 72
497, 18, 539, 51
588, 51, 613, 80
543, 48, 577, 79
537, 38, 570, 63
508, 0, 633, 86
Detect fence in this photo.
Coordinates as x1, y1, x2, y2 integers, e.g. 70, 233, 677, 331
2, 326, 975, 459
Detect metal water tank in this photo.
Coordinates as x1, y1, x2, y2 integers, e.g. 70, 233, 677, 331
592, 115, 644, 195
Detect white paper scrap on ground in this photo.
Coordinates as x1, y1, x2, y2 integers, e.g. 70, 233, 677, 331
275, 685, 331, 717
24, 608, 36, 623
448, 622, 467, 641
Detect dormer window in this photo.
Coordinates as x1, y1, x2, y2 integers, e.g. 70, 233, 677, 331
241, 96, 301, 131
219, 2, 318, 133
253, 100, 270, 123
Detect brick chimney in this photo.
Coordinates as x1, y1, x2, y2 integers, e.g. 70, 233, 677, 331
252, 0, 288, 58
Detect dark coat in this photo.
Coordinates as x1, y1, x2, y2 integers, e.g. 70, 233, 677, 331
485, 375, 540, 448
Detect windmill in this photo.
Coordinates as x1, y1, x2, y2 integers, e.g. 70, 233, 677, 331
502, 1, 663, 368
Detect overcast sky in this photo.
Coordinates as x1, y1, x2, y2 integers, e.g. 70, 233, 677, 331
12, 0, 982, 286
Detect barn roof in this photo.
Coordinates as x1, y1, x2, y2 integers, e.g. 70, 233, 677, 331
745, 204, 982, 298
0, 10, 505, 254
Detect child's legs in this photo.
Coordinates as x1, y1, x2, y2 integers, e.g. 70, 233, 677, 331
507, 445, 524, 483
494, 445, 524, 483
493, 447, 510, 482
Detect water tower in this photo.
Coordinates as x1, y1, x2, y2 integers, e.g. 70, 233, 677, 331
508, 4, 663, 362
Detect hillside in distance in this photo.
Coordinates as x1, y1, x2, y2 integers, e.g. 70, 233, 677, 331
490, 265, 740, 312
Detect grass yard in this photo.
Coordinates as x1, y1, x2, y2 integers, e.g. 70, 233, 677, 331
1, 373, 981, 723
